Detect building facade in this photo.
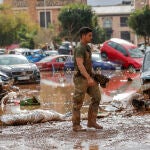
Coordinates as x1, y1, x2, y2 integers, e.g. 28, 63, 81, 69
4, 0, 87, 28
93, 0, 150, 45
3, 0, 150, 45
93, 5, 135, 43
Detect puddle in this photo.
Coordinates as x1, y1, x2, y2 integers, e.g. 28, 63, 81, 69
0, 70, 141, 116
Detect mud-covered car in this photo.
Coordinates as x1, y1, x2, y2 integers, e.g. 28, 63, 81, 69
0, 55, 40, 84
0, 71, 10, 85
140, 49, 150, 84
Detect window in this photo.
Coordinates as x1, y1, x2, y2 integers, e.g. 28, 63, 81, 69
108, 41, 127, 55
103, 17, 112, 28
116, 44, 127, 55
108, 41, 117, 49
120, 17, 128, 27
121, 31, 130, 41
40, 11, 51, 28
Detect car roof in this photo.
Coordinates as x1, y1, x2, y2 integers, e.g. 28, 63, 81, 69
13, 48, 30, 52
0, 54, 27, 58
109, 38, 136, 49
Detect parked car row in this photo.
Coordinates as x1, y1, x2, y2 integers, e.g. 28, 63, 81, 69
9, 48, 46, 63
1, 38, 149, 87
64, 52, 121, 72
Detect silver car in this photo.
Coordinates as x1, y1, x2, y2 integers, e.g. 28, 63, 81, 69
0, 55, 40, 84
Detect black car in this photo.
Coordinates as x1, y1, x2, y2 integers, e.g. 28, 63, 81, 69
58, 41, 73, 55
0, 55, 40, 84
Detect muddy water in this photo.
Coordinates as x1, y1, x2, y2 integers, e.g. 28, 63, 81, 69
1, 70, 150, 150
0, 70, 141, 115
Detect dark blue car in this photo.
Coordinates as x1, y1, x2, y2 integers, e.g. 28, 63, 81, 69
64, 52, 121, 72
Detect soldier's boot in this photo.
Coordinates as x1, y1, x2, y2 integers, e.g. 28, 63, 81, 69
72, 109, 86, 132
87, 105, 103, 129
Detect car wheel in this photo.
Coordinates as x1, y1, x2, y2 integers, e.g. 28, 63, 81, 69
101, 52, 108, 61
95, 67, 101, 74
128, 65, 136, 73
65, 67, 72, 73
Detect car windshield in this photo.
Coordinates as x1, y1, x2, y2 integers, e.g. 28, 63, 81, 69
92, 53, 102, 61
0, 56, 29, 65
128, 48, 144, 58
143, 52, 150, 71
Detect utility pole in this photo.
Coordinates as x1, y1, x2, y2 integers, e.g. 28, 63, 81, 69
44, 0, 47, 28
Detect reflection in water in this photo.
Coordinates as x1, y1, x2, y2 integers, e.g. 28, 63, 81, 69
0, 70, 141, 116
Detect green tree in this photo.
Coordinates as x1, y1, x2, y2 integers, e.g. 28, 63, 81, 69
0, 4, 38, 48
58, 3, 105, 44
33, 24, 58, 49
128, 5, 150, 45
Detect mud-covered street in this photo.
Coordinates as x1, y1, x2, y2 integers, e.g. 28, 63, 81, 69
0, 70, 150, 150
0, 112, 150, 150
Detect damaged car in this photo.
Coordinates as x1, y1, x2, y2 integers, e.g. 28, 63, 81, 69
141, 49, 150, 85
0, 55, 40, 84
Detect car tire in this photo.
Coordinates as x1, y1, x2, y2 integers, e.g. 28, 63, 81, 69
65, 67, 72, 73
128, 65, 136, 73
101, 52, 108, 61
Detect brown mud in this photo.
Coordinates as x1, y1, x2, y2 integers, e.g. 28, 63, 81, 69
0, 71, 150, 150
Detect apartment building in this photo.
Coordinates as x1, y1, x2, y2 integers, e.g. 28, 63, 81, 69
92, 0, 150, 44
2, 0, 150, 45
3, 0, 87, 28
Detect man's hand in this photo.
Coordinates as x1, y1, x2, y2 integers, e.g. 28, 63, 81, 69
87, 76, 96, 86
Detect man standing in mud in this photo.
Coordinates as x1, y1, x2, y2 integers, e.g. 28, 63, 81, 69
72, 27, 103, 131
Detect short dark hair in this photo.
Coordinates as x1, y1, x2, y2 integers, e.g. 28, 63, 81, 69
79, 27, 92, 38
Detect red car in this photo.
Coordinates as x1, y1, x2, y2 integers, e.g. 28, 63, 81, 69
100, 38, 144, 72
35, 55, 68, 71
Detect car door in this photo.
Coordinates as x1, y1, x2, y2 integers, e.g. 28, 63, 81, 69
53, 56, 67, 70
114, 43, 128, 66
106, 41, 119, 60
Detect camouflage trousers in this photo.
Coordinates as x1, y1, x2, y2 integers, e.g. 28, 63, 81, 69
72, 76, 101, 126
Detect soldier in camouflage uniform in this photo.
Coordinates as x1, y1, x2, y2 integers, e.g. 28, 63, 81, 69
72, 27, 103, 132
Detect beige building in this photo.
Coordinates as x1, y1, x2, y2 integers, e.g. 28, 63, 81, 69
4, 0, 87, 28
92, 0, 150, 45
93, 5, 135, 43
3, 0, 150, 45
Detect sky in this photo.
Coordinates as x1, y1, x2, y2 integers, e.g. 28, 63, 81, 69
87, 0, 124, 6
0, 0, 3, 4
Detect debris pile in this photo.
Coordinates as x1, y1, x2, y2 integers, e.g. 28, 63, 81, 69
0, 109, 65, 125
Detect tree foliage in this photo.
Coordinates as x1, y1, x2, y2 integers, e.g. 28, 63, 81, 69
58, 3, 105, 44
128, 5, 150, 45
0, 4, 38, 48
33, 24, 58, 49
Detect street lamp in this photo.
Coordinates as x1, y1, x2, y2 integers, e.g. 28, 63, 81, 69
44, 0, 47, 28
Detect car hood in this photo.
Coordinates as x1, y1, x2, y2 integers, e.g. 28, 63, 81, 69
132, 58, 143, 65
141, 70, 150, 79
0, 64, 36, 71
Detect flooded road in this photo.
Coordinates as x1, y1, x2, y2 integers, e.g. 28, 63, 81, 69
0, 70, 150, 150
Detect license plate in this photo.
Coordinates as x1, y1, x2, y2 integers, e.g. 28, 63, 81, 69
18, 76, 30, 80
116, 66, 121, 70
